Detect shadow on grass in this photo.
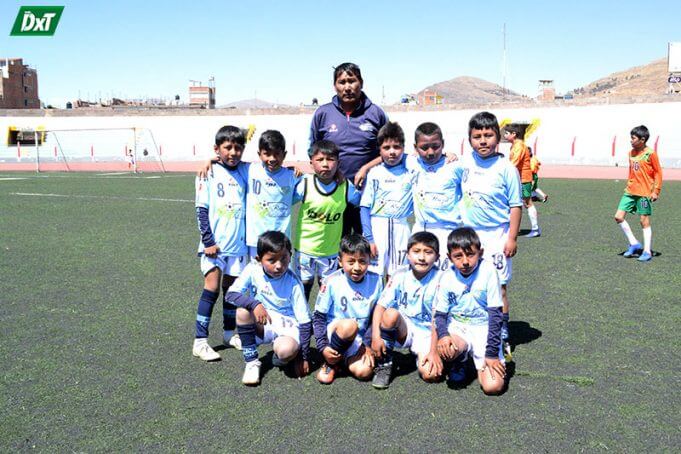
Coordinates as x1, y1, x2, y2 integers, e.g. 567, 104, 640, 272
616, 249, 662, 257
509, 320, 542, 347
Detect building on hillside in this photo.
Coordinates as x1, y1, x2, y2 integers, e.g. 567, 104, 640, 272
189, 77, 215, 109
418, 89, 442, 106
537, 80, 555, 102
0, 58, 40, 109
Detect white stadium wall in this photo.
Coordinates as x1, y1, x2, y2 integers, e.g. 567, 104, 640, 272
1, 102, 680, 168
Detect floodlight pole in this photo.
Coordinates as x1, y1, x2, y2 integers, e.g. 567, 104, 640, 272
34, 131, 40, 173
133, 127, 138, 174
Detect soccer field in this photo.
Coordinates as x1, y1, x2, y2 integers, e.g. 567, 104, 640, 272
1, 172, 679, 452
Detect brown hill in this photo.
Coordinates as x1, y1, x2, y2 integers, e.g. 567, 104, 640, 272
572, 58, 668, 98
420, 76, 527, 104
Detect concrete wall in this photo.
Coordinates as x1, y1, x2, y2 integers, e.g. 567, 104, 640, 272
1, 102, 680, 167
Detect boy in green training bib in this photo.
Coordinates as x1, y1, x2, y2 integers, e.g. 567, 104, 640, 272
293, 140, 362, 300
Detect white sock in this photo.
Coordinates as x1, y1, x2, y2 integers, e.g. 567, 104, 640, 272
527, 205, 539, 230
535, 188, 547, 199
194, 338, 207, 346
619, 220, 638, 246
642, 227, 652, 253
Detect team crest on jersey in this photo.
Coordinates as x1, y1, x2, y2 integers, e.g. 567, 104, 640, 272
359, 122, 375, 132
328, 124, 338, 133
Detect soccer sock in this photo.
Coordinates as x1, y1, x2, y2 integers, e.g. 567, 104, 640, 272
329, 331, 354, 356
222, 299, 237, 333
619, 220, 639, 246
238, 323, 258, 362
527, 205, 539, 230
502, 313, 510, 341
195, 289, 219, 339
642, 227, 652, 253
303, 282, 313, 302
379, 326, 397, 363
536, 188, 547, 200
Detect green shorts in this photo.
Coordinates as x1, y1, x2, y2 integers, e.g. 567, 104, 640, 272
617, 194, 652, 216
521, 182, 533, 199
531, 174, 539, 191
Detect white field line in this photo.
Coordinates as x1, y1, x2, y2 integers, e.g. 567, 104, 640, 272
0, 177, 28, 181
10, 192, 193, 203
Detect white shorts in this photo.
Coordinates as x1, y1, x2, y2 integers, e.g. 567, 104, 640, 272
475, 225, 512, 284
412, 223, 458, 272
294, 251, 338, 283
395, 317, 432, 356
256, 311, 301, 345
200, 254, 247, 277
370, 217, 410, 277
326, 319, 363, 359
447, 319, 504, 370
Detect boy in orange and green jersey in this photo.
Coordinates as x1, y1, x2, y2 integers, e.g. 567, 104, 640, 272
614, 125, 663, 262
504, 124, 540, 237
529, 148, 548, 203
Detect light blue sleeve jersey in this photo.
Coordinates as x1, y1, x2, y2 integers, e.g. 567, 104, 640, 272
457, 152, 523, 229
433, 259, 503, 326
377, 265, 441, 332
228, 262, 311, 324
405, 154, 462, 228
245, 164, 301, 246
314, 269, 383, 338
360, 158, 414, 219
346, 181, 361, 206
195, 162, 248, 256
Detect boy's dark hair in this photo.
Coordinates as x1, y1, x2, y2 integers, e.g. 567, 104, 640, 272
503, 123, 527, 140
259, 130, 286, 154
215, 125, 246, 147
257, 230, 292, 258
414, 122, 443, 143
447, 227, 482, 253
377, 121, 405, 147
630, 125, 650, 143
468, 111, 501, 141
408, 231, 439, 255
339, 234, 371, 257
333, 62, 363, 85
308, 139, 340, 159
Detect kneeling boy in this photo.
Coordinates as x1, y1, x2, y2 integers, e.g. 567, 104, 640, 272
371, 231, 444, 389
433, 227, 507, 395
313, 234, 383, 384
226, 231, 312, 386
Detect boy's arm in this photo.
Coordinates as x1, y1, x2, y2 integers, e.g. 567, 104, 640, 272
290, 280, 312, 361
354, 156, 383, 189
485, 307, 503, 358
346, 181, 362, 206
651, 151, 663, 200
360, 206, 375, 243
313, 310, 330, 353
504, 206, 522, 258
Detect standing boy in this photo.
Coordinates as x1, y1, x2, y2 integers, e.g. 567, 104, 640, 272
360, 122, 414, 279
293, 140, 361, 300
614, 125, 662, 262
504, 123, 540, 238
193, 126, 249, 361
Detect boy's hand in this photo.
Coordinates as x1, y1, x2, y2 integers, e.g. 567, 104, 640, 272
444, 151, 459, 163
371, 335, 386, 358
322, 346, 342, 365
204, 245, 219, 258
253, 304, 271, 325
484, 357, 506, 380
370, 243, 379, 259
362, 347, 375, 368
197, 158, 218, 178
437, 336, 458, 361
295, 357, 310, 377
354, 166, 369, 189
292, 165, 305, 178
651, 192, 659, 202
421, 350, 444, 376
504, 237, 517, 258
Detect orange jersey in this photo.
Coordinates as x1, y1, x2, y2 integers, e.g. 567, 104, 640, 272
625, 147, 663, 197
509, 140, 532, 183
530, 156, 541, 175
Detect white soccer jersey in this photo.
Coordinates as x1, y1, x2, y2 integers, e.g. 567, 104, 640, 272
405, 154, 462, 228
433, 259, 503, 326
195, 162, 248, 256
314, 269, 383, 338
228, 262, 311, 324
457, 152, 522, 229
360, 159, 414, 219
378, 265, 441, 332
245, 163, 302, 247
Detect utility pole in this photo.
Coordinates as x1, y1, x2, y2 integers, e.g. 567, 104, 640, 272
502, 23, 507, 98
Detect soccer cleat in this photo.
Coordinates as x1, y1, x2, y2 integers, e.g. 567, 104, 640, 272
542, 195, 549, 203
271, 353, 287, 368
637, 251, 652, 262
372, 361, 393, 389
503, 341, 513, 363
241, 359, 262, 385
525, 228, 541, 238
192, 339, 221, 362
623, 243, 643, 258
224, 333, 242, 350
316, 363, 337, 385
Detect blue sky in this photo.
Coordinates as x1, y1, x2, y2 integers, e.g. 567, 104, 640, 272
2, 0, 679, 107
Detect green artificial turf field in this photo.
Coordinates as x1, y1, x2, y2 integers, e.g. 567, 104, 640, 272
1, 172, 679, 452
